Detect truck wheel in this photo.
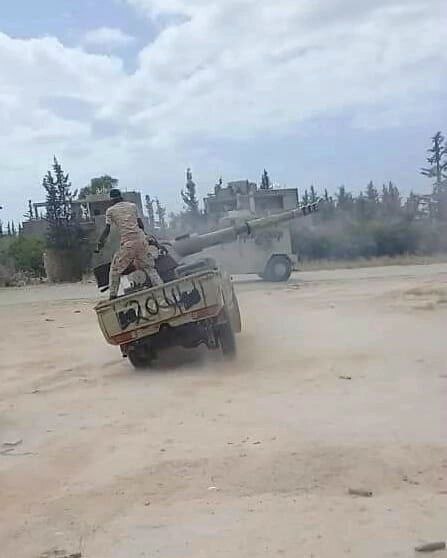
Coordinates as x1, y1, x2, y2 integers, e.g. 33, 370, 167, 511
127, 343, 154, 369
231, 292, 242, 333
264, 255, 292, 282
216, 317, 236, 359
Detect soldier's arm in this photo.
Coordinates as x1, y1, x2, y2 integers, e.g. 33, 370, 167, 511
137, 213, 163, 249
97, 209, 113, 251
97, 225, 110, 250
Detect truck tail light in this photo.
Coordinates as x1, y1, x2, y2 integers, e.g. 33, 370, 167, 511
112, 331, 136, 345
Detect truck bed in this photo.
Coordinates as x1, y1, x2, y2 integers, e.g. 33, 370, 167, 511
95, 270, 224, 346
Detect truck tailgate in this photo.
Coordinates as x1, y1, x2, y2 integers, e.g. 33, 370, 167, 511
95, 271, 223, 345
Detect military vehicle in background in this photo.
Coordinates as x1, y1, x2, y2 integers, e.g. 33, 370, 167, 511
199, 209, 296, 281
93, 202, 320, 368
201, 178, 303, 281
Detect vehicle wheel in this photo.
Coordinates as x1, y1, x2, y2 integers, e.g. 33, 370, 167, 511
231, 292, 242, 333
264, 255, 292, 282
216, 317, 236, 359
127, 343, 154, 369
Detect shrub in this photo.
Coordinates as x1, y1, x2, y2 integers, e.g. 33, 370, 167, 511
0, 263, 15, 287
8, 236, 45, 276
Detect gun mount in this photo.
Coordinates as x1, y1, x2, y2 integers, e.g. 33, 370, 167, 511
171, 201, 320, 258
151, 200, 320, 283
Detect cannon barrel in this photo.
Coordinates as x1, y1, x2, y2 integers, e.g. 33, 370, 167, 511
172, 200, 321, 257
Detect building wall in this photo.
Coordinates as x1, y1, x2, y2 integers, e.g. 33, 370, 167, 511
203, 182, 299, 221
23, 191, 147, 241
22, 219, 48, 239
72, 191, 145, 220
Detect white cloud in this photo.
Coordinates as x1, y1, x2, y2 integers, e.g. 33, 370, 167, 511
93, 0, 445, 150
0, 32, 127, 219
0, 0, 446, 222
127, 0, 205, 17
83, 27, 135, 50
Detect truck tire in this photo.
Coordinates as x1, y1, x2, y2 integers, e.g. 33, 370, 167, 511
231, 292, 242, 333
127, 343, 154, 369
264, 255, 292, 282
216, 316, 237, 359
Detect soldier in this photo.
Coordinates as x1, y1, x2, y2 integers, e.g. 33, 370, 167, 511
96, 189, 163, 299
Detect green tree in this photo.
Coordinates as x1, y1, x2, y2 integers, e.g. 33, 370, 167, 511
43, 157, 80, 249
78, 175, 118, 199
420, 132, 447, 220
155, 198, 167, 234
260, 169, 271, 190
336, 185, 354, 210
436, 179, 447, 221
145, 195, 156, 231
420, 131, 447, 187
381, 181, 401, 216
366, 181, 379, 204
8, 236, 45, 276
215, 177, 223, 193
25, 200, 34, 221
405, 191, 418, 218
181, 168, 200, 214
301, 189, 310, 205
364, 180, 379, 219
319, 188, 335, 220
355, 191, 368, 220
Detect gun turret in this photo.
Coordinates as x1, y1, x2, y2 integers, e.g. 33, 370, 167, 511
172, 200, 321, 257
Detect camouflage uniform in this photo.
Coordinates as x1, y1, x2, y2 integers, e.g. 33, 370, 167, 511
105, 201, 162, 298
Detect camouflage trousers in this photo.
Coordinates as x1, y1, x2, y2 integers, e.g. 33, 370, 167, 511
109, 235, 163, 298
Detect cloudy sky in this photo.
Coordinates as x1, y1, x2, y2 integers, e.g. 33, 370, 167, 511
0, 0, 446, 223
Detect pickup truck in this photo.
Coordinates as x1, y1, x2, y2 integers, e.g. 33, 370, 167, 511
94, 263, 241, 368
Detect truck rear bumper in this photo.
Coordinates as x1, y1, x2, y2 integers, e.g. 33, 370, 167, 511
109, 304, 221, 346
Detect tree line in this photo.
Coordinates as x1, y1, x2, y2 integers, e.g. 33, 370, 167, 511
0, 221, 21, 237
1, 131, 447, 283
292, 132, 447, 260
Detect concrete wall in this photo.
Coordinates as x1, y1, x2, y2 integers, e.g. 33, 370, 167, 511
72, 191, 145, 220
22, 191, 147, 242
22, 219, 48, 239
204, 184, 299, 221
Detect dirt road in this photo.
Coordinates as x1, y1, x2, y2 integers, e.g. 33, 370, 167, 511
1, 264, 447, 558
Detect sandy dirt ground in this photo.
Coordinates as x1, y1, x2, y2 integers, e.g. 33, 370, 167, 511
1, 264, 447, 558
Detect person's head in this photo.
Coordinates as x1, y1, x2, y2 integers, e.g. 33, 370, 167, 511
109, 188, 123, 204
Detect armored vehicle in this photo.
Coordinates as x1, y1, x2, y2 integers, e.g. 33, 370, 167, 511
200, 211, 297, 281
